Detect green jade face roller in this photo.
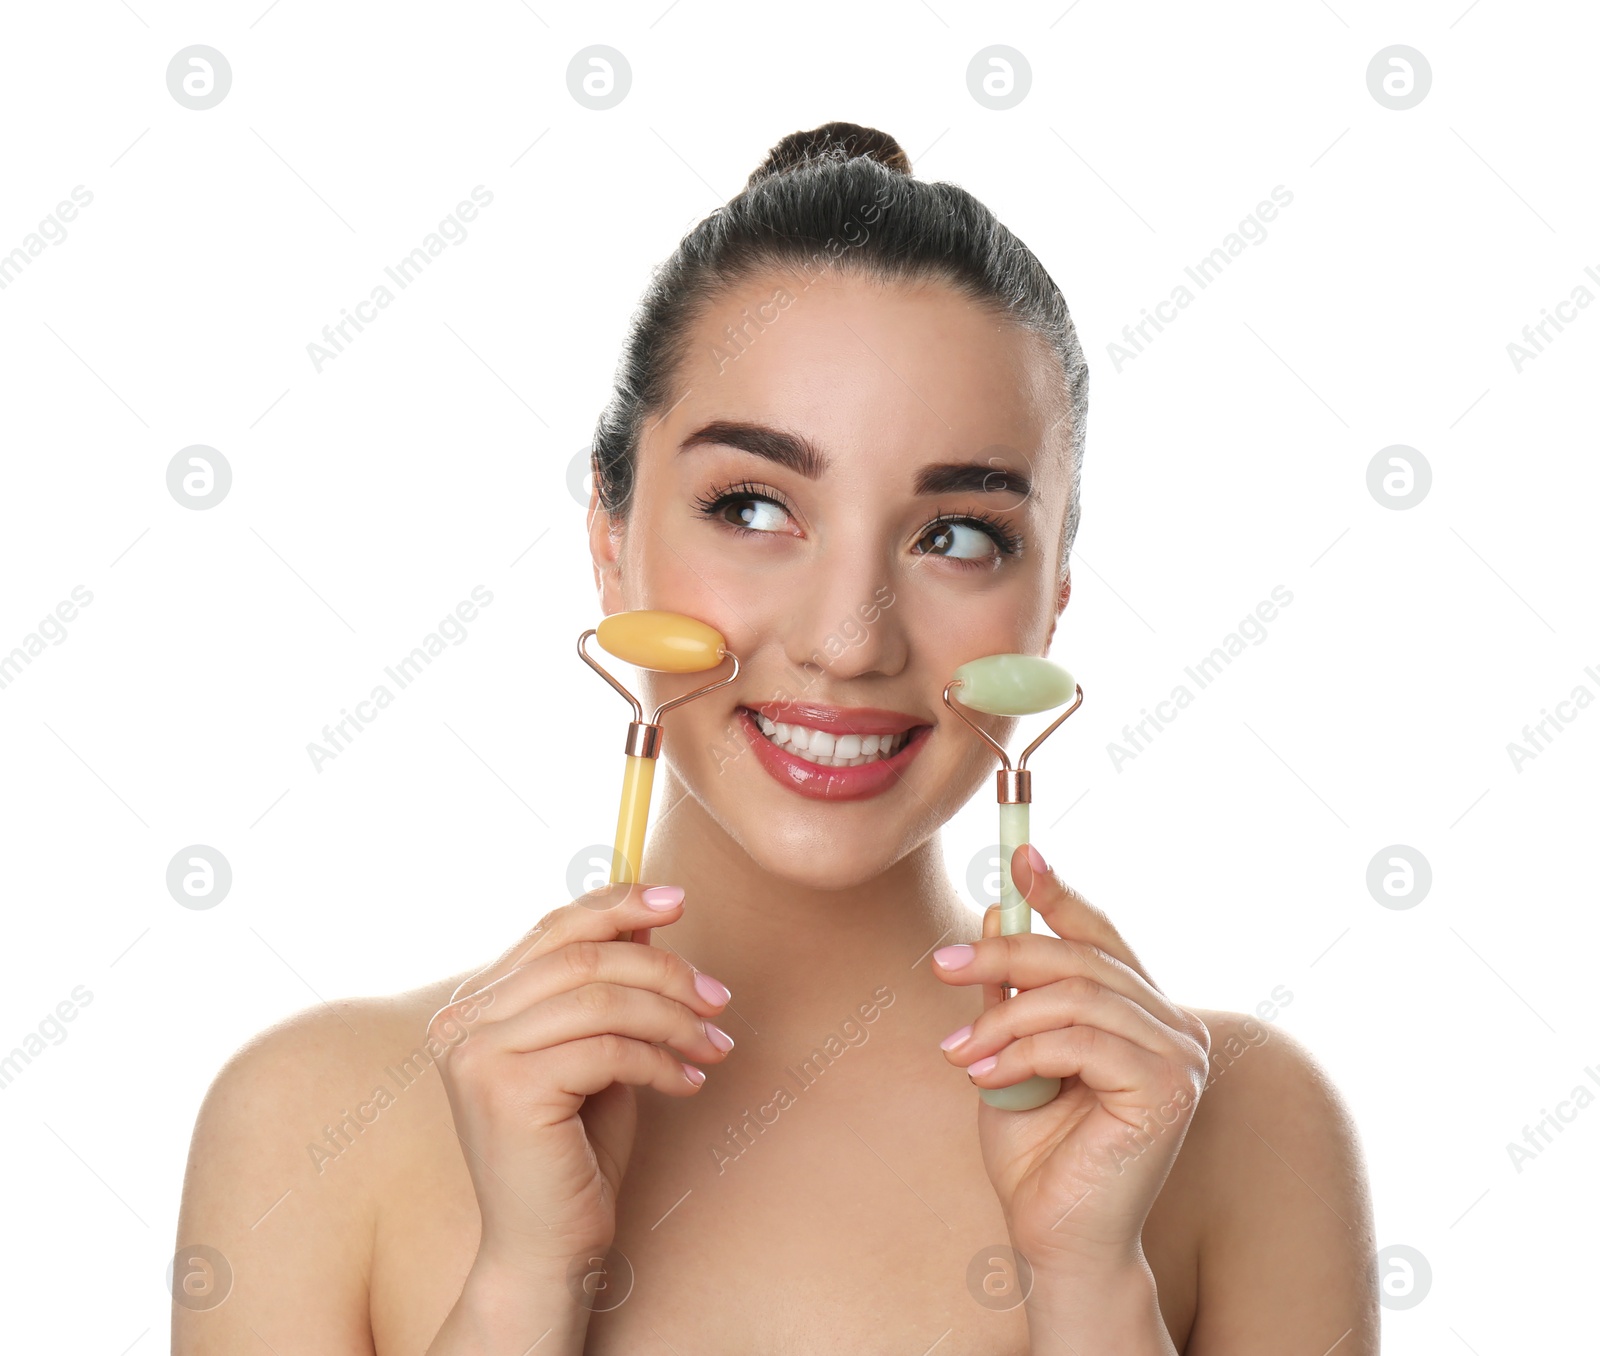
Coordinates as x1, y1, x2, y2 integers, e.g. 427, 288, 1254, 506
578, 610, 741, 943
944, 654, 1084, 1111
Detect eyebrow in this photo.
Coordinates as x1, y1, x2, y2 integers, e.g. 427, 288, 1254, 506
677, 420, 1033, 499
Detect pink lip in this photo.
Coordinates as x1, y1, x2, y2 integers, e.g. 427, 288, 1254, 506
740, 700, 928, 737
738, 707, 933, 802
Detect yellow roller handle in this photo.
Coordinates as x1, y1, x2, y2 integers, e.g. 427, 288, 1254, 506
588, 610, 734, 944
612, 754, 654, 889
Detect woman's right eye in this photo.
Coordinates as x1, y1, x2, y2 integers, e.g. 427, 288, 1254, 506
719, 495, 789, 532
693, 483, 796, 536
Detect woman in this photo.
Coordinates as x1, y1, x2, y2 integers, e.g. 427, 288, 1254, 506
174, 122, 1377, 1355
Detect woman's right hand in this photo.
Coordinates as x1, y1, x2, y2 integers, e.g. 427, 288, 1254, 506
427, 881, 734, 1278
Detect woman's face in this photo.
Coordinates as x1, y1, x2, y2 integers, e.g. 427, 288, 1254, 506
589, 267, 1075, 890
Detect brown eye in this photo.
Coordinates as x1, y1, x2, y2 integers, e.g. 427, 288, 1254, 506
914, 519, 1002, 561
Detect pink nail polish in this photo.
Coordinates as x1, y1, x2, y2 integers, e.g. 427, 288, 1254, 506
968, 1054, 999, 1076
1024, 844, 1047, 876
642, 885, 684, 910
940, 1024, 973, 1051
933, 944, 976, 969
694, 970, 731, 1005
704, 1022, 735, 1052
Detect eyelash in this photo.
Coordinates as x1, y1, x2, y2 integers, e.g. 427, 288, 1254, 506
690, 479, 1025, 563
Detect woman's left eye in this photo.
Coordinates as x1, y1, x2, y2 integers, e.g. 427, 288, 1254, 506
915, 520, 1000, 561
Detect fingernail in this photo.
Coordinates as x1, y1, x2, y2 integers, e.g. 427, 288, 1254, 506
940, 1023, 973, 1051
1024, 844, 1047, 876
968, 1054, 999, 1076
933, 944, 975, 969
704, 1022, 735, 1051
694, 970, 732, 1005
682, 1063, 706, 1085
642, 885, 684, 910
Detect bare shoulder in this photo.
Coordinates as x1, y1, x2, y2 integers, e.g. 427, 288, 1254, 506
172, 971, 474, 1355
1174, 1007, 1380, 1356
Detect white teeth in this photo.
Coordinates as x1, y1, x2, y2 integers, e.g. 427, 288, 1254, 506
746, 709, 915, 767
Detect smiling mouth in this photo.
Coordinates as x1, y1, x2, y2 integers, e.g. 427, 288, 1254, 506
736, 706, 932, 769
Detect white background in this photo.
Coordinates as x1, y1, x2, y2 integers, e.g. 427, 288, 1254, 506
1, 1, 1595, 1351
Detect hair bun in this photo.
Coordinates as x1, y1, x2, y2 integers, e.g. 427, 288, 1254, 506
746, 121, 911, 189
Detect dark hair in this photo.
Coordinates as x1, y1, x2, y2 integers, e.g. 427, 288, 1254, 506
590, 120, 1089, 574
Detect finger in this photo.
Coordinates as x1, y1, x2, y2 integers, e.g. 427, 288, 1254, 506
455, 937, 732, 1025
449, 882, 684, 1003
480, 982, 736, 1067
535, 1034, 709, 1101
965, 1023, 1184, 1111
943, 975, 1204, 1070
1012, 845, 1152, 984
932, 931, 1195, 1037
981, 904, 1004, 1010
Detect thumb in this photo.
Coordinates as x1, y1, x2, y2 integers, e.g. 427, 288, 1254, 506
1012, 843, 1151, 984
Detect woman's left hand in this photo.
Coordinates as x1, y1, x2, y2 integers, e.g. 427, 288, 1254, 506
930, 843, 1212, 1274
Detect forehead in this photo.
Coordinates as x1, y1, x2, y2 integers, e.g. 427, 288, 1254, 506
653, 268, 1066, 489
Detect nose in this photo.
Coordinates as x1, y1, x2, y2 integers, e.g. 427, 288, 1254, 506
780, 549, 904, 682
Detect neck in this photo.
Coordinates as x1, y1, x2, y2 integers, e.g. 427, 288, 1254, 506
637, 766, 979, 1043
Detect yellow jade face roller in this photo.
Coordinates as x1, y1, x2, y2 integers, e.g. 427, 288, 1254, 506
578, 610, 740, 942
944, 654, 1084, 1111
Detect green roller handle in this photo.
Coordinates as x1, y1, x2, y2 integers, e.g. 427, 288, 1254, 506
952, 652, 1075, 1112
980, 801, 1063, 1110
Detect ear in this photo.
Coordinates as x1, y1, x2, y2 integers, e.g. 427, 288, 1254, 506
586, 478, 626, 616
1042, 567, 1072, 654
